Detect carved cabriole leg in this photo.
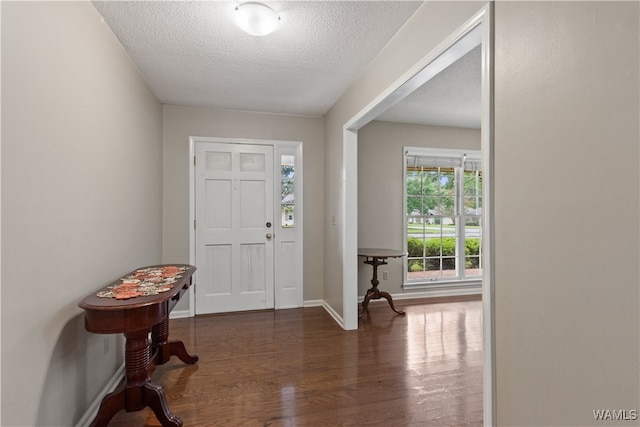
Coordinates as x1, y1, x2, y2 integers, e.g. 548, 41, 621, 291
360, 287, 380, 317
88, 384, 126, 427
142, 382, 183, 427
379, 291, 406, 315
359, 290, 372, 317
165, 340, 199, 365
152, 316, 199, 365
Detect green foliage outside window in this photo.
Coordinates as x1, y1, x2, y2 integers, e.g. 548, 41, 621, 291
406, 170, 455, 215
407, 237, 481, 271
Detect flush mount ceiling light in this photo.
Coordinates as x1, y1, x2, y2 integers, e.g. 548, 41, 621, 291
234, 2, 281, 36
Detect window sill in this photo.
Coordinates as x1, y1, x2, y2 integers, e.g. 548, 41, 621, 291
403, 278, 481, 291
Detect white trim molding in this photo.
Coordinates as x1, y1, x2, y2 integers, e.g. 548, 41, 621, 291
479, 4, 496, 425
170, 310, 191, 319
321, 300, 345, 328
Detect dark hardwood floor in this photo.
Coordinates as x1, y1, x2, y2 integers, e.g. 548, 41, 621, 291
107, 297, 483, 426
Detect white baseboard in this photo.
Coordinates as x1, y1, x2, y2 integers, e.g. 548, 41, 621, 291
302, 299, 323, 307
320, 300, 345, 329
396, 285, 482, 300
357, 285, 482, 302
170, 309, 191, 319
75, 363, 125, 427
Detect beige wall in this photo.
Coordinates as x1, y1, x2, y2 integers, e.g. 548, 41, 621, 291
1, 2, 163, 426
162, 105, 325, 306
494, 2, 639, 425
357, 120, 480, 296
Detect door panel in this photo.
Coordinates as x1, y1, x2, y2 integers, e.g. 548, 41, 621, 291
240, 244, 266, 293
205, 180, 232, 228
205, 245, 232, 294
195, 142, 274, 314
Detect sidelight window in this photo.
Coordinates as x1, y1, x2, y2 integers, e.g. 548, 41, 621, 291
280, 154, 295, 228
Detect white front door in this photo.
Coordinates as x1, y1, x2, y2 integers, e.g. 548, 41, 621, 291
195, 142, 274, 314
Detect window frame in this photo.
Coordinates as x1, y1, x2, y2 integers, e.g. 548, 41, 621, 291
403, 146, 482, 288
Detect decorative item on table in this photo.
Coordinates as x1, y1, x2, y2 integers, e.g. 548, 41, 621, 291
97, 265, 189, 299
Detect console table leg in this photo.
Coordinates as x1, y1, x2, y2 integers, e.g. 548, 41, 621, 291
125, 329, 152, 389
152, 317, 171, 365
89, 385, 126, 427
165, 340, 199, 364
142, 382, 183, 427
125, 329, 182, 425
152, 317, 199, 365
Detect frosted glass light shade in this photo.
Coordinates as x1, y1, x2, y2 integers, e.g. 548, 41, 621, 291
234, 2, 281, 36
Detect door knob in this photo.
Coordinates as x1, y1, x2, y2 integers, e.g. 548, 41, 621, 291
266, 233, 272, 240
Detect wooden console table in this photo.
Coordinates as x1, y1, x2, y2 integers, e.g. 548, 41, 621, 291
358, 248, 407, 317
78, 264, 197, 427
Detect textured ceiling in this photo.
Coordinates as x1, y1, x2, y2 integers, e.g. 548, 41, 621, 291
92, 1, 423, 116
377, 45, 481, 129
93, 1, 480, 128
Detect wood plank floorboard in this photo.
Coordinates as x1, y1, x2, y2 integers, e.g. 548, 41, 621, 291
107, 297, 482, 426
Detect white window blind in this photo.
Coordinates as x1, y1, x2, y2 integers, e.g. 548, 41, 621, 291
406, 151, 482, 171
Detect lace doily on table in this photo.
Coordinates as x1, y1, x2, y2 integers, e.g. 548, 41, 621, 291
97, 266, 188, 300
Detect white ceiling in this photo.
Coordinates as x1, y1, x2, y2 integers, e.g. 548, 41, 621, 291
376, 45, 481, 129
93, 1, 480, 128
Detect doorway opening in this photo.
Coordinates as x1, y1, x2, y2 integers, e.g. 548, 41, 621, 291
341, 5, 494, 425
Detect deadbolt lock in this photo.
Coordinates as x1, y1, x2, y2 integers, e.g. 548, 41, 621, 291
266, 222, 272, 228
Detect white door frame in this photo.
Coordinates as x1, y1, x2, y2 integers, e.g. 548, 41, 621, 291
341, 5, 495, 425
188, 136, 304, 316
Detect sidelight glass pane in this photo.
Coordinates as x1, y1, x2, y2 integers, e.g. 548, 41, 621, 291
281, 160, 295, 179
281, 203, 294, 228
281, 180, 294, 202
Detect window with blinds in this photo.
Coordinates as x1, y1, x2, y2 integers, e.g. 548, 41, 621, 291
404, 147, 482, 285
